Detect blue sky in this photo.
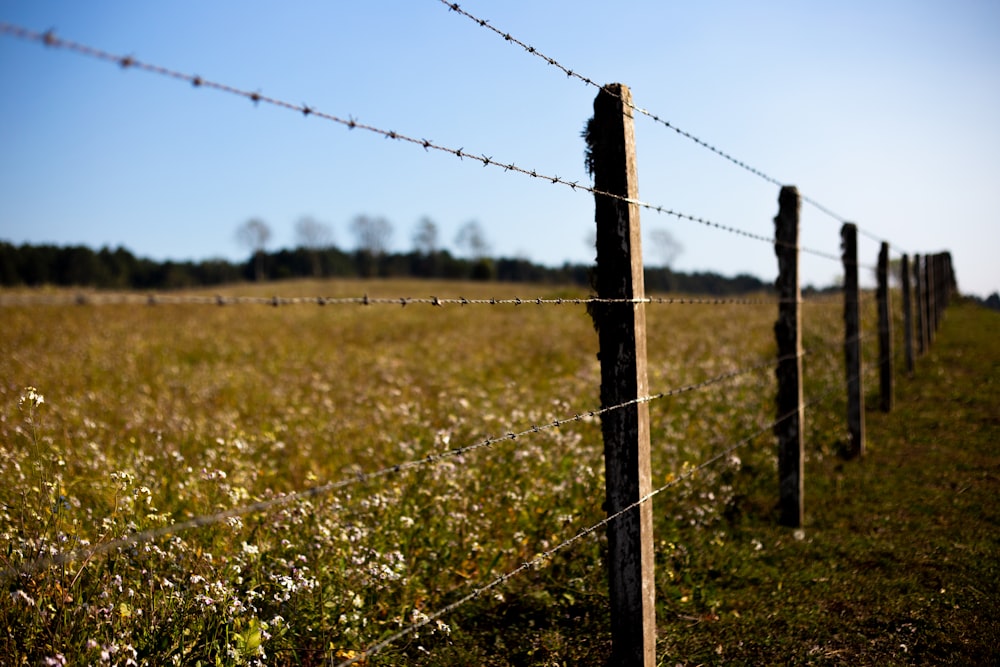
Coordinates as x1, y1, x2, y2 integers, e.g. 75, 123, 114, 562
1, 1, 998, 297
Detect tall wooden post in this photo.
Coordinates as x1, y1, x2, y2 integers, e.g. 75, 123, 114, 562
943, 252, 955, 309
588, 83, 656, 667
877, 242, 894, 412
774, 186, 804, 527
935, 253, 947, 323
841, 223, 865, 458
931, 254, 941, 330
901, 254, 914, 374
913, 253, 925, 356
925, 254, 936, 345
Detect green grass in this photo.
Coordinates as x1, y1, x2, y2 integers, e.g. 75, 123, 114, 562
654, 297, 999, 666
0, 280, 995, 665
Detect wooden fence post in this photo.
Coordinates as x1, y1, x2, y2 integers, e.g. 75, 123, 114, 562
931, 254, 941, 332
588, 82, 656, 667
901, 254, 914, 374
877, 242, 894, 412
841, 223, 865, 458
913, 253, 925, 356
925, 254, 936, 345
943, 252, 954, 310
774, 186, 804, 527
935, 253, 948, 323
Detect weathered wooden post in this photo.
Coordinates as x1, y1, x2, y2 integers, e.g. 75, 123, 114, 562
913, 253, 926, 356
935, 253, 948, 323
944, 254, 951, 310
901, 254, 914, 374
587, 82, 656, 667
931, 253, 941, 330
841, 223, 865, 458
943, 252, 955, 309
774, 186, 804, 526
877, 242, 894, 412
925, 254, 936, 345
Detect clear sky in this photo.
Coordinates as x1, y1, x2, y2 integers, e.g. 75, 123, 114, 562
1, 1, 998, 297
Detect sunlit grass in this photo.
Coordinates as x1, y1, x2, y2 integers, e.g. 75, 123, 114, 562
2, 278, 947, 665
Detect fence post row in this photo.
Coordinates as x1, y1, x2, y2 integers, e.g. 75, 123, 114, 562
914, 253, 926, 356
588, 82, 657, 667
937, 254, 946, 321
901, 254, 914, 374
877, 242, 894, 412
840, 223, 865, 458
924, 254, 936, 345
937, 253, 952, 322
774, 186, 804, 527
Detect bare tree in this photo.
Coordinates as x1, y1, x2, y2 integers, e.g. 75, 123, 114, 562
455, 220, 491, 259
412, 217, 439, 256
295, 216, 334, 277
350, 215, 393, 277
648, 228, 683, 269
455, 220, 494, 281
236, 218, 271, 281
295, 216, 334, 249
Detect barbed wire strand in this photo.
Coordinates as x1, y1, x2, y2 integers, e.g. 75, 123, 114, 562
0, 289, 886, 308
335, 380, 843, 667
6, 354, 790, 581
436, 2, 908, 257
438, 1, 784, 186
0, 22, 843, 264
0, 292, 795, 308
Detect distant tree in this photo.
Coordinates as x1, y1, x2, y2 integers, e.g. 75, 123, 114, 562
295, 216, 334, 277
350, 215, 393, 277
295, 216, 334, 249
236, 218, 272, 281
455, 221, 494, 281
411, 217, 441, 278
412, 217, 439, 256
55, 246, 104, 286
648, 228, 683, 269
455, 220, 491, 259
0, 242, 18, 285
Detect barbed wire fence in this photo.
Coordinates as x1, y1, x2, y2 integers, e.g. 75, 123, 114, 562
0, 11, 957, 666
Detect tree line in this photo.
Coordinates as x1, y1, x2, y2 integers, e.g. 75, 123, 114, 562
1, 214, 785, 294
0, 239, 784, 296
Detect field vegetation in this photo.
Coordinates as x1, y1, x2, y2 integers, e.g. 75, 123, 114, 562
1, 278, 995, 665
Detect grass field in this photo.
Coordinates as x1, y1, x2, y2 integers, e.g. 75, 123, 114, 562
1, 278, 995, 665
